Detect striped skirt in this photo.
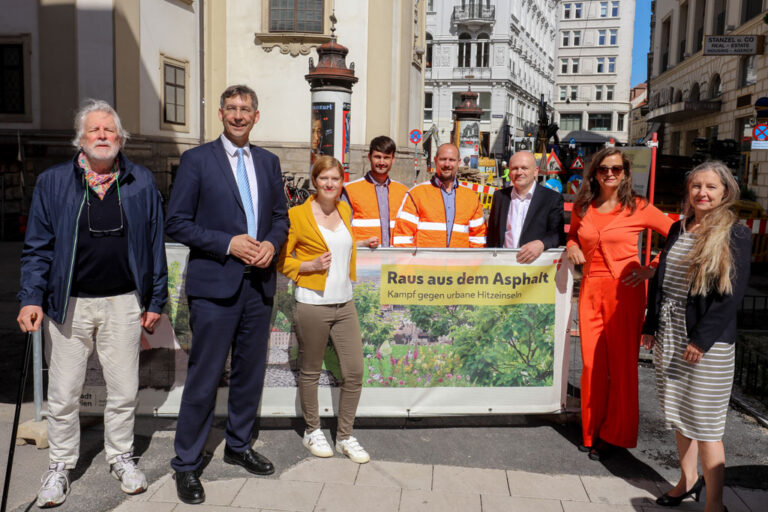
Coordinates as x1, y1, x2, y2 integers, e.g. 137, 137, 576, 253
653, 299, 735, 442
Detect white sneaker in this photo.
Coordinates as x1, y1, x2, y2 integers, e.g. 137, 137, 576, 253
109, 453, 147, 495
302, 429, 334, 457
335, 436, 370, 464
36, 462, 69, 508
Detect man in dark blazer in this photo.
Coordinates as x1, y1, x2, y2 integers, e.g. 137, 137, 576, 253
487, 151, 565, 262
165, 85, 289, 505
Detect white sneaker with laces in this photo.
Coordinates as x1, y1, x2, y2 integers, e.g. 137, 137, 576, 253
335, 436, 370, 464
109, 453, 147, 495
302, 429, 334, 457
36, 462, 70, 508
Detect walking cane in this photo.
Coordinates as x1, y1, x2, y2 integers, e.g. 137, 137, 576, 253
2, 314, 36, 512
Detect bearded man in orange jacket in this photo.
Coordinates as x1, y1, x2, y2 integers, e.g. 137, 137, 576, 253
393, 143, 486, 248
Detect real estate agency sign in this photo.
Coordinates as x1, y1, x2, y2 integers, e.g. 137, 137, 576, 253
704, 35, 764, 55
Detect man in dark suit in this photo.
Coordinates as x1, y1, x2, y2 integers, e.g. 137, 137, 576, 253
487, 151, 564, 262
165, 85, 289, 505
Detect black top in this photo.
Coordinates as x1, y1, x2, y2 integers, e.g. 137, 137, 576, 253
71, 181, 135, 297
643, 220, 751, 352
486, 184, 565, 249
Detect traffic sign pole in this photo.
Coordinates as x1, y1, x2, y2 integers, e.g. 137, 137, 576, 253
410, 129, 422, 182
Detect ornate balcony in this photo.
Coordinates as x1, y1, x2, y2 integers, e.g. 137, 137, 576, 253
452, 5, 495, 29
452, 67, 492, 80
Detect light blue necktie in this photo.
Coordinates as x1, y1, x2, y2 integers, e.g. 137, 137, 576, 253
236, 148, 257, 238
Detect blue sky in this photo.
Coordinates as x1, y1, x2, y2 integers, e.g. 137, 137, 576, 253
631, 0, 652, 87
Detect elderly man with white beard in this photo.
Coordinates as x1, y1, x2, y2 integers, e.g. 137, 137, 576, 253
17, 99, 167, 508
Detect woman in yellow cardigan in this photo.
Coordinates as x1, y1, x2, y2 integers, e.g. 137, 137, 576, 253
277, 156, 369, 464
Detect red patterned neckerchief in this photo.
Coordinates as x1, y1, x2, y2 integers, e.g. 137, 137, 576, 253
78, 151, 119, 200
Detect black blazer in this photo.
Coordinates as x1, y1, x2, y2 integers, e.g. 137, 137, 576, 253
165, 137, 289, 299
642, 220, 751, 352
486, 184, 565, 249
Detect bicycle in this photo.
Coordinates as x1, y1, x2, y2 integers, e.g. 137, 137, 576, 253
283, 174, 311, 207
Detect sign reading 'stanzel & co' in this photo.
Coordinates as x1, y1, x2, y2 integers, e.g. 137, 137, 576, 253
704, 35, 764, 55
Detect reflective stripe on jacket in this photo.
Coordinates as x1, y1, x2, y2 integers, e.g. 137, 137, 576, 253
392, 180, 486, 248
344, 175, 408, 244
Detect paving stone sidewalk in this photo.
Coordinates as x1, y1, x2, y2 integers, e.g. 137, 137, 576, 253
114, 457, 766, 512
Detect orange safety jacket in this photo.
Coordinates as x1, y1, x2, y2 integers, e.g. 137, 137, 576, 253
343, 173, 408, 245
392, 177, 486, 248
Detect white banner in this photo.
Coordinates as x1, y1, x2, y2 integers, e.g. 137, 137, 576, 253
80, 246, 574, 417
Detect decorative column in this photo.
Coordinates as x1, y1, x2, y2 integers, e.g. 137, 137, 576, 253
452, 87, 483, 169
305, 15, 358, 180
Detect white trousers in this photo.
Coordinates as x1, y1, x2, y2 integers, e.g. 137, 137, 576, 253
44, 292, 142, 468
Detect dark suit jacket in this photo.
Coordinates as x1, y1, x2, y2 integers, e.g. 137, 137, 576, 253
642, 220, 751, 352
165, 137, 289, 299
486, 184, 565, 249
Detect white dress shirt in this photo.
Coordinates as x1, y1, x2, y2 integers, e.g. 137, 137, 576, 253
504, 181, 536, 249
220, 134, 259, 232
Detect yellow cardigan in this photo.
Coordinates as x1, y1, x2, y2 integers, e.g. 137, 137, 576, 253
277, 196, 357, 291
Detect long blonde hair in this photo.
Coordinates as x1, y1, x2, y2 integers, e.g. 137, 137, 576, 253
683, 161, 740, 296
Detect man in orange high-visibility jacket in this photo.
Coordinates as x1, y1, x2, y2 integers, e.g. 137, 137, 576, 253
392, 143, 486, 248
342, 136, 408, 248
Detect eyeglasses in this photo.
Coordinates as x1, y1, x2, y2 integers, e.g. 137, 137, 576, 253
223, 105, 254, 115
86, 176, 124, 235
597, 165, 624, 175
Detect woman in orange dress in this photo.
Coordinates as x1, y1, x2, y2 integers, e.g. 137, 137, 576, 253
567, 148, 673, 460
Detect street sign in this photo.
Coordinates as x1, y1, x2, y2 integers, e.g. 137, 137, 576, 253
570, 156, 585, 170
752, 123, 768, 150
409, 129, 422, 144
569, 138, 576, 144
545, 152, 563, 174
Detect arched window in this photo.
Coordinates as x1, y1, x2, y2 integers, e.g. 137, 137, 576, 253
426, 33, 433, 69
458, 33, 471, 67
476, 33, 490, 67
689, 82, 700, 102
710, 74, 722, 98
674, 89, 683, 103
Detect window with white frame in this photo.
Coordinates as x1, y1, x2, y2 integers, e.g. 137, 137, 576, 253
598, 30, 607, 45
610, 29, 617, 45
617, 113, 625, 131
595, 85, 604, 100
571, 58, 580, 73
560, 113, 582, 131
597, 57, 605, 73
563, 2, 571, 18
611, 1, 619, 16
269, 0, 323, 33
562, 31, 570, 46
561, 58, 568, 73
424, 92, 433, 121
606, 85, 614, 100
570, 86, 578, 100
588, 113, 612, 131
573, 31, 581, 46
600, 2, 608, 17
575, 2, 583, 18
608, 57, 616, 72
161, 55, 189, 131
560, 86, 567, 101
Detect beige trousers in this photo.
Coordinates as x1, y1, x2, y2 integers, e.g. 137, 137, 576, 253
294, 300, 364, 440
44, 292, 142, 468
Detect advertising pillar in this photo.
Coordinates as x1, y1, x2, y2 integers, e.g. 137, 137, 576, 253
305, 24, 357, 180
453, 88, 483, 169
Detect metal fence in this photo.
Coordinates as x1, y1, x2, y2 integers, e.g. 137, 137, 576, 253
734, 343, 768, 407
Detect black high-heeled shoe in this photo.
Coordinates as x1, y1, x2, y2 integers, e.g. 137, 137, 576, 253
655, 475, 704, 507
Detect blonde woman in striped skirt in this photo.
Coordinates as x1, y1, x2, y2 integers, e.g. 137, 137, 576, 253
641, 161, 751, 512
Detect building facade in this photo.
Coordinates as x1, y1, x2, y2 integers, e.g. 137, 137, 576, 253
628, 82, 648, 146
647, 0, 767, 208
424, 0, 558, 160
553, 0, 636, 151
0, 0, 425, 239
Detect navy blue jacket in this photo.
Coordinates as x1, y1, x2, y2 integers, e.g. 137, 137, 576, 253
165, 138, 289, 299
643, 220, 751, 352
18, 153, 168, 324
